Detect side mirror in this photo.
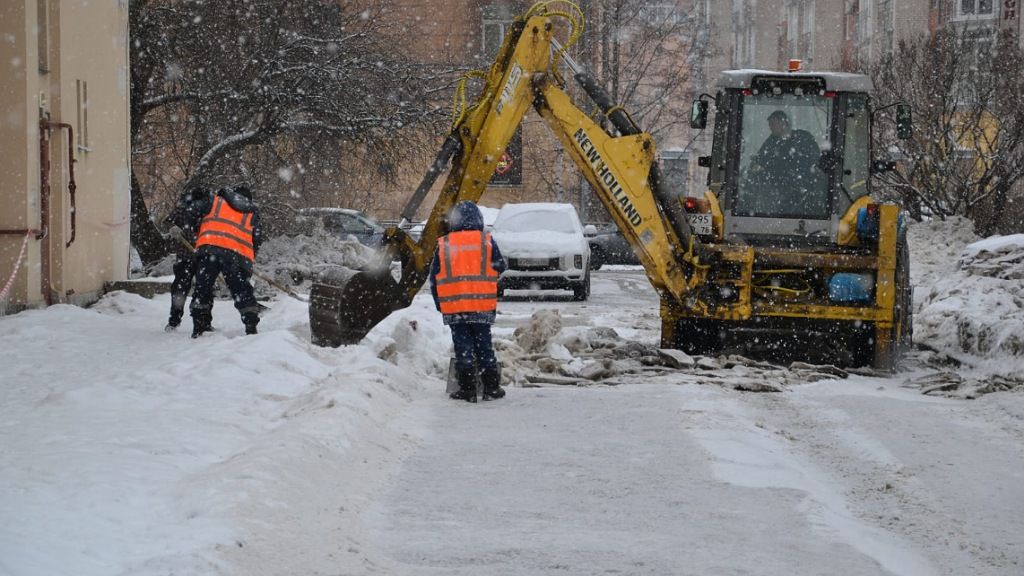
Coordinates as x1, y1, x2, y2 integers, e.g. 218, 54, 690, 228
871, 159, 897, 174
690, 100, 708, 130
697, 155, 712, 168
896, 104, 912, 140
583, 224, 598, 237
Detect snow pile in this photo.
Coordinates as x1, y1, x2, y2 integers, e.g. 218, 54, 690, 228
255, 230, 380, 289
909, 219, 1024, 395
492, 309, 850, 392
906, 216, 980, 292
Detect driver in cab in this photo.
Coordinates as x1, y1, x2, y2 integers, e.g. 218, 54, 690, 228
747, 110, 824, 215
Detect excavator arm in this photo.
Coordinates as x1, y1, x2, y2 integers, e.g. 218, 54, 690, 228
309, 2, 707, 346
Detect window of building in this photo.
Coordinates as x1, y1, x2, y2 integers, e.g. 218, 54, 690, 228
956, 0, 996, 18
879, 0, 894, 58
801, 1, 815, 64
856, 0, 874, 66
639, 3, 683, 25
787, 3, 799, 57
37, 0, 49, 73
482, 20, 510, 59
76, 79, 89, 151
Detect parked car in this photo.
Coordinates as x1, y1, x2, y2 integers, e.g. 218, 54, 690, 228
299, 208, 385, 247
490, 203, 591, 301
583, 223, 640, 269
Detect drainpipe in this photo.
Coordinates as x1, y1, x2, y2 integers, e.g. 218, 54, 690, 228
38, 117, 54, 305
42, 121, 76, 248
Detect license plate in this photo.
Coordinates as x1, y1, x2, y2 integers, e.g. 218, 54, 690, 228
516, 257, 548, 266
687, 213, 712, 235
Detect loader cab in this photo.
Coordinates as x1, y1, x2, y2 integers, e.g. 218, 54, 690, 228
700, 70, 874, 247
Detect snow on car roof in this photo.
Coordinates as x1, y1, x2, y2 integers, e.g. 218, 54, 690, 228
299, 207, 363, 216
496, 202, 579, 217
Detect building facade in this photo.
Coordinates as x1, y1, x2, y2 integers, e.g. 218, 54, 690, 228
0, 0, 131, 312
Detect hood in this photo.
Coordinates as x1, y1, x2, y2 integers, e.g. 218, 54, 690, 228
448, 201, 484, 232
218, 187, 257, 213
490, 229, 587, 256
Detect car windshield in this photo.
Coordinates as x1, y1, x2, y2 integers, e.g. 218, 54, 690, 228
736, 91, 832, 219
496, 211, 576, 233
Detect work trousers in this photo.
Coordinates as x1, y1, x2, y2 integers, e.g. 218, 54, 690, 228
450, 323, 499, 379
168, 251, 196, 325
190, 245, 260, 330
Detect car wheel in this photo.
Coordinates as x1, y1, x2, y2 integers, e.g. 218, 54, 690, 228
589, 246, 605, 270
497, 285, 505, 300
572, 271, 591, 301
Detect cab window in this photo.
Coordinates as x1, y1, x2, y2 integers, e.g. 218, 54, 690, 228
735, 91, 833, 219
840, 94, 870, 213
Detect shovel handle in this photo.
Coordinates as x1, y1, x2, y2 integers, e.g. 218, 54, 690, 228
171, 233, 308, 303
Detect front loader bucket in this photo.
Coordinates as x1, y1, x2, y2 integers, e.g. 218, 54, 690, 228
309, 267, 411, 347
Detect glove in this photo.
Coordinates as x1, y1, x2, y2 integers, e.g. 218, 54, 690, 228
167, 225, 183, 240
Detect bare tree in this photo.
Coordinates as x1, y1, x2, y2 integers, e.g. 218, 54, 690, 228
522, 0, 703, 211
129, 0, 451, 265
871, 28, 1024, 235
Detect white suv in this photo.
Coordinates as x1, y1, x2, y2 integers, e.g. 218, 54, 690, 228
490, 203, 591, 301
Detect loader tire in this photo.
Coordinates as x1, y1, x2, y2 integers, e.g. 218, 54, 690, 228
871, 234, 913, 371
890, 235, 913, 367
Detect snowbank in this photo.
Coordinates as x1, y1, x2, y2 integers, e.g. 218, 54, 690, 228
0, 288, 448, 576
254, 230, 380, 292
909, 218, 1024, 392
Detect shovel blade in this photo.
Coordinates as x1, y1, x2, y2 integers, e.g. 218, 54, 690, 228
309, 267, 410, 346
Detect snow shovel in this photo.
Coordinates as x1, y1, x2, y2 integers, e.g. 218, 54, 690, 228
169, 231, 308, 303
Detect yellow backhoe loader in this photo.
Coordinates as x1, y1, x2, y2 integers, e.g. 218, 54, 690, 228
309, 1, 912, 370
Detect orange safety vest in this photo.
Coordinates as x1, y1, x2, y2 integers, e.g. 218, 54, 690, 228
195, 196, 256, 261
435, 230, 499, 315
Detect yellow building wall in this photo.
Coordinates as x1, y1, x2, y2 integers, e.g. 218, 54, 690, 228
0, 0, 130, 310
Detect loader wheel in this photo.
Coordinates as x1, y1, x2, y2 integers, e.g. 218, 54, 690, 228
871, 234, 913, 371
890, 235, 913, 367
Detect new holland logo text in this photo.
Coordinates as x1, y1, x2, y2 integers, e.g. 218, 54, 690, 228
573, 128, 642, 226
495, 64, 524, 116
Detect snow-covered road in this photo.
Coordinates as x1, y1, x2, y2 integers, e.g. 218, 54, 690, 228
366, 271, 1023, 576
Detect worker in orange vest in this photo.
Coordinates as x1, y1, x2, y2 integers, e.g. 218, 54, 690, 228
430, 201, 507, 402
188, 185, 264, 338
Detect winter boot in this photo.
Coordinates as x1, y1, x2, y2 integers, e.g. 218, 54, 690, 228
481, 366, 505, 400
242, 312, 259, 336
191, 322, 212, 339
165, 319, 180, 332
449, 370, 478, 403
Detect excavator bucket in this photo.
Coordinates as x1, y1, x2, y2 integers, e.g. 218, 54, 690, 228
309, 266, 412, 346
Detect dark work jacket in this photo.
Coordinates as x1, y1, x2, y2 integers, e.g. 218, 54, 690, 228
165, 188, 213, 247
752, 129, 821, 189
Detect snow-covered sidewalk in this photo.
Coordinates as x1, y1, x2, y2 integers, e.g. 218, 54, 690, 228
0, 291, 447, 575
